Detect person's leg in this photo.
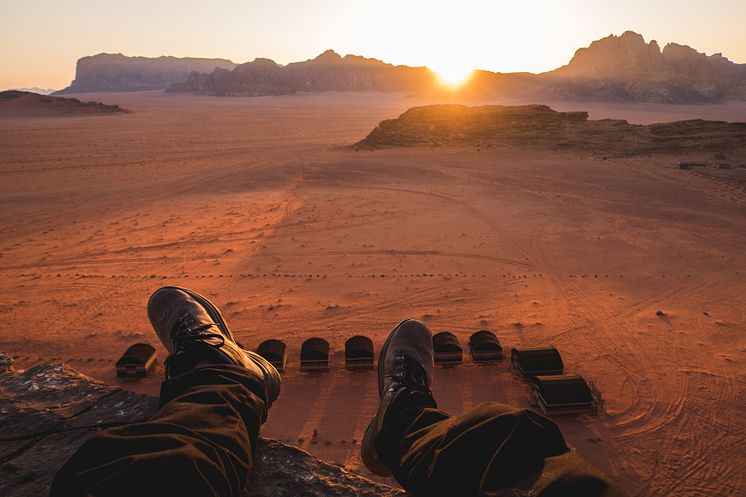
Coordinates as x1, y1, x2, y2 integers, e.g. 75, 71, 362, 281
361, 319, 623, 497
51, 364, 266, 497
378, 399, 619, 497
51, 287, 282, 497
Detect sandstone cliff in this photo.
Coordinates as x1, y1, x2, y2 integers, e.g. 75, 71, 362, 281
0, 354, 405, 497
55, 54, 236, 94
544, 31, 746, 103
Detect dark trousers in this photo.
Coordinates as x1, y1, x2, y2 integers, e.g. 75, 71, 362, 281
51, 365, 267, 497
376, 391, 623, 497
52, 367, 621, 497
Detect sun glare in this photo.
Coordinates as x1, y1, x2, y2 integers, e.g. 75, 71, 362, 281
431, 64, 475, 87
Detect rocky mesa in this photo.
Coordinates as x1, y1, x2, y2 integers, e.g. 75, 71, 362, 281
354, 104, 746, 158
0, 91, 128, 117
54, 53, 236, 94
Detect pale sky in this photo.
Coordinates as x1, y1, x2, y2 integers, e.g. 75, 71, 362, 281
1, 0, 745, 89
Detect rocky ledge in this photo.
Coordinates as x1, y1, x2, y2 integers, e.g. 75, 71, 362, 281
0, 354, 404, 497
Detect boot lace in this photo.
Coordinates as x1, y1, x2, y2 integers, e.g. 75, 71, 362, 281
170, 312, 225, 348
386, 354, 431, 396
164, 314, 225, 377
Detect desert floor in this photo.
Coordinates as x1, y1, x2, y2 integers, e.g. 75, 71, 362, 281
1, 91, 745, 496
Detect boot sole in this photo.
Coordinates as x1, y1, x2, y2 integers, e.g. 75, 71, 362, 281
360, 321, 402, 477
157, 286, 282, 405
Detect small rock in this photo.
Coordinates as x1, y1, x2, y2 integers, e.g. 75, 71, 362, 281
0, 352, 13, 372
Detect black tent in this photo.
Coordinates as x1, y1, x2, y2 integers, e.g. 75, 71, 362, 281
301, 337, 330, 372
468, 330, 503, 362
433, 332, 463, 365
116, 343, 157, 378
345, 335, 374, 370
511, 347, 564, 377
256, 339, 287, 372
530, 374, 599, 415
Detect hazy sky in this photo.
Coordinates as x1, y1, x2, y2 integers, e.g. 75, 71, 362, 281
2, 0, 745, 89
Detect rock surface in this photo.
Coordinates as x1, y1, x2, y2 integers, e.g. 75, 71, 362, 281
0, 91, 128, 117
0, 357, 404, 497
55, 53, 236, 94
355, 104, 746, 158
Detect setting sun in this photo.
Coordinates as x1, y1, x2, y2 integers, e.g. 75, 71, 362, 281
430, 64, 475, 87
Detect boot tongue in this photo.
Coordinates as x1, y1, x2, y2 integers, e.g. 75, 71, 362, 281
165, 342, 234, 377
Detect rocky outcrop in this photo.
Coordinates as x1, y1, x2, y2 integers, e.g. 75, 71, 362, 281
0, 356, 405, 497
0, 91, 128, 117
55, 54, 236, 94
544, 31, 746, 103
355, 104, 746, 157
170, 50, 436, 96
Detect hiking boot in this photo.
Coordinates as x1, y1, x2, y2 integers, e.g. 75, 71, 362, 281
361, 319, 436, 476
147, 286, 281, 408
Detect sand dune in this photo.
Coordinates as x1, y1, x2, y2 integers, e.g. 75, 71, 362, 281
0, 92, 744, 496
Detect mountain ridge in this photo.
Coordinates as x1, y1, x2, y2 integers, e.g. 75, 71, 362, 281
55, 32, 746, 103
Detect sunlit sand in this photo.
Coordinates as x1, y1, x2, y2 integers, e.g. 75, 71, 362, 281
1, 91, 744, 496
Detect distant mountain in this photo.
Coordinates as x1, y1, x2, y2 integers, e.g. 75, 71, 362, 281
55, 54, 236, 94
57, 32, 746, 103
169, 50, 436, 96
0, 91, 128, 117
543, 31, 746, 102
4, 87, 56, 95
170, 32, 745, 103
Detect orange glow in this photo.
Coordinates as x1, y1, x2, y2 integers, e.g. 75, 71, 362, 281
431, 65, 475, 88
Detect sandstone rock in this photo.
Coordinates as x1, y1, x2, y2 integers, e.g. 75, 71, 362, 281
547, 31, 746, 103
355, 104, 746, 158
55, 54, 237, 94
0, 360, 404, 497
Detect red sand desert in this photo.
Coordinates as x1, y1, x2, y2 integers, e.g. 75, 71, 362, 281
1, 91, 745, 496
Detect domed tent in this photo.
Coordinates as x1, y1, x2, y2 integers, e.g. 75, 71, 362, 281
301, 337, 330, 372
530, 374, 600, 416
433, 332, 463, 365
116, 343, 157, 378
510, 347, 564, 378
468, 330, 503, 362
345, 335, 374, 370
256, 339, 287, 372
